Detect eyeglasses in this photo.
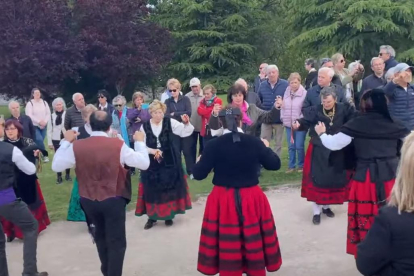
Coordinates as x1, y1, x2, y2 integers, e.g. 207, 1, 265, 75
169, 89, 178, 93
259, 67, 263, 70
191, 86, 198, 88
98, 95, 105, 99
340, 60, 345, 63
114, 104, 122, 107
5, 127, 17, 131
379, 53, 388, 56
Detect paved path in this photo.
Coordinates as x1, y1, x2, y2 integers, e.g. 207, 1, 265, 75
7, 187, 361, 276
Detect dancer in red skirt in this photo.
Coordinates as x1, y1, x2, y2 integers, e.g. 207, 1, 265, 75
135, 100, 193, 229
193, 104, 283, 276
294, 86, 355, 225
1, 119, 50, 242
317, 89, 409, 256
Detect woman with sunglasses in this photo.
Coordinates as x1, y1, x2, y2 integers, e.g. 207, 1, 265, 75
96, 89, 115, 115
164, 78, 194, 177
0, 119, 50, 242
332, 53, 363, 105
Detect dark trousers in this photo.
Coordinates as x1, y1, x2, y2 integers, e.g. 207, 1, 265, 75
128, 141, 135, 173
80, 197, 127, 276
181, 136, 194, 175
0, 200, 39, 276
191, 131, 204, 156
52, 140, 70, 177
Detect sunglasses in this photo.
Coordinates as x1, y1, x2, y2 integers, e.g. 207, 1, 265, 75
114, 104, 122, 107
98, 95, 105, 99
340, 60, 345, 63
169, 89, 178, 93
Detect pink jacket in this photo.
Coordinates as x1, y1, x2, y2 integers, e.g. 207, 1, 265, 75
280, 85, 307, 128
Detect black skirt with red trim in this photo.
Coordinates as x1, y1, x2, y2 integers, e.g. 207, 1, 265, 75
198, 185, 282, 276
346, 171, 395, 256
301, 142, 351, 205
1, 180, 50, 239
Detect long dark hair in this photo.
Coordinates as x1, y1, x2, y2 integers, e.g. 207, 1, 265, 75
30, 88, 41, 99
97, 89, 112, 105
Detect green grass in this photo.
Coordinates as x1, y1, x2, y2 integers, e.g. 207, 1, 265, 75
0, 99, 305, 222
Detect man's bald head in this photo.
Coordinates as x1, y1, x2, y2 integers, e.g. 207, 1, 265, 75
90, 110, 113, 132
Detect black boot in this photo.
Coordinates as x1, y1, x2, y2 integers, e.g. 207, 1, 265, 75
144, 219, 157, 230
22, 272, 49, 276
65, 174, 72, 182
165, 219, 174, 227
56, 175, 63, 185
322, 208, 335, 218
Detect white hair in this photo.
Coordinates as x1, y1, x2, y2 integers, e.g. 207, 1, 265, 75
380, 45, 396, 58
348, 61, 359, 71
72, 92, 83, 102
385, 67, 396, 80
370, 57, 384, 67
112, 95, 127, 106
51, 97, 67, 111
318, 67, 335, 78
265, 64, 279, 74
8, 100, 20, 110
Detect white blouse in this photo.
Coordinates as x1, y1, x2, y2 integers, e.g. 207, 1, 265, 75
139, 118, 194, 152
72, 125, 124, 141
320, 132, 353, 151
211, 127, 244, 137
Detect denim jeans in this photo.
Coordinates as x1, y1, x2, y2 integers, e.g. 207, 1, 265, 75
35, 126, 47, 153
285, 127, 306, 169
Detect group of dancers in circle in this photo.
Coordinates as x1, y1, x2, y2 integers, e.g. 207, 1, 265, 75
1, 79, 412, 276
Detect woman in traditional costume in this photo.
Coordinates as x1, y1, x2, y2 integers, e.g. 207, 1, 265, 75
1, 119, 50, 242
294, 86, 355, 225
316, 89, 409, 255
193, 104, 283, 276
135, 100, 193, 229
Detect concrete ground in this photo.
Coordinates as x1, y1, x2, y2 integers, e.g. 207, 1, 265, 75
7, 187, 361, 276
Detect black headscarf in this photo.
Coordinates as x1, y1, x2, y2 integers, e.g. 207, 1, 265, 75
218, 107, 242, 143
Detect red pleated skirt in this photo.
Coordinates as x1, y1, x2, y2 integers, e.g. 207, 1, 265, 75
198, 185, 282, 276
301, 142, 351, 205
346, 171, 395, 256
135, 178, 192, 220
1, 180, 51, 239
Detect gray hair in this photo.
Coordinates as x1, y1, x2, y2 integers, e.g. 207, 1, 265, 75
112, 95, 127, 106
370, 57, 384, 67
81, 104, 98, 120
385, 67, 396, 81
320, 87, 337, 100
265, 64, 279, 74
72, 92, 83, 102
51, 97, 66, 111
8, 100, 20, 110
348, 61, 359, 71
318, 67, 335, 78
380, 45, 396, 58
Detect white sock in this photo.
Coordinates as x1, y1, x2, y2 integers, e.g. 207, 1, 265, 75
322, 205, 330, 210
312, 202, 322, 215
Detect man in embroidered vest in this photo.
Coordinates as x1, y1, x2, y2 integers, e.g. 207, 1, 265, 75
52, 110, 150, 276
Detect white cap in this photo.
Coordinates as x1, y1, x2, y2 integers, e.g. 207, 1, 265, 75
190, 78, 201, 87
393, 63, 414, 73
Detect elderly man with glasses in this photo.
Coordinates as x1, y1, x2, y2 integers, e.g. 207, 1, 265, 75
379, 45, 399, 72
310, 58, 343, 88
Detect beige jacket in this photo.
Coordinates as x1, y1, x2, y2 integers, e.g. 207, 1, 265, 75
186, 91, 204, 132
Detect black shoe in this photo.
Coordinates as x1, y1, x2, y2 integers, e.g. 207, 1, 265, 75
56, 176, 63, 185
65, 174, 72, 182
7, 235, 15, 243
312, 214, 321, 225
144, 219, 157, 230
322, 208, 335, 218
22, 272, 48, 276
165, 220, 173, 227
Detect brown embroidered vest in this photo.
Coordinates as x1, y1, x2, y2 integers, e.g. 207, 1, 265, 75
73, 136, 130, 201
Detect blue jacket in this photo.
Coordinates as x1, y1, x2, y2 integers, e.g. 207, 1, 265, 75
385, 58, 398, 72
258, 79, 289, 123
254, 75, 266, 94
384, 82, 414, 130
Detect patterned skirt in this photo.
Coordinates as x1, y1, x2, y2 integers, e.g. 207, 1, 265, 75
347, 171, 395, 256
1, 180, 51, 239
135, 177, 192, 220
67, 177, 86, 222
301, 142, 351, 205
198, 185, 282, 276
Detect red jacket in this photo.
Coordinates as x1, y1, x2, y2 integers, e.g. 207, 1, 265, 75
197, 97, 223, 136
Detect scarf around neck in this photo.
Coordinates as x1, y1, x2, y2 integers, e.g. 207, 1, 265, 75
205, 95, 216, 107
240, 101, 252, 126
55, 110, 64, 126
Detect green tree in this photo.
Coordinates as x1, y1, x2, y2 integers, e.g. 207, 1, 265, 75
153, 0, 273, 92
287, 0, 414, 63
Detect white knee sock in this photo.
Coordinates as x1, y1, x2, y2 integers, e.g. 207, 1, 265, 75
322, 205, 330, 210
312, 202, 322, 215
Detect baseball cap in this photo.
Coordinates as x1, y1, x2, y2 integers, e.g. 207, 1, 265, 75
393, 63, 414, 73
190, 78, 201, 87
